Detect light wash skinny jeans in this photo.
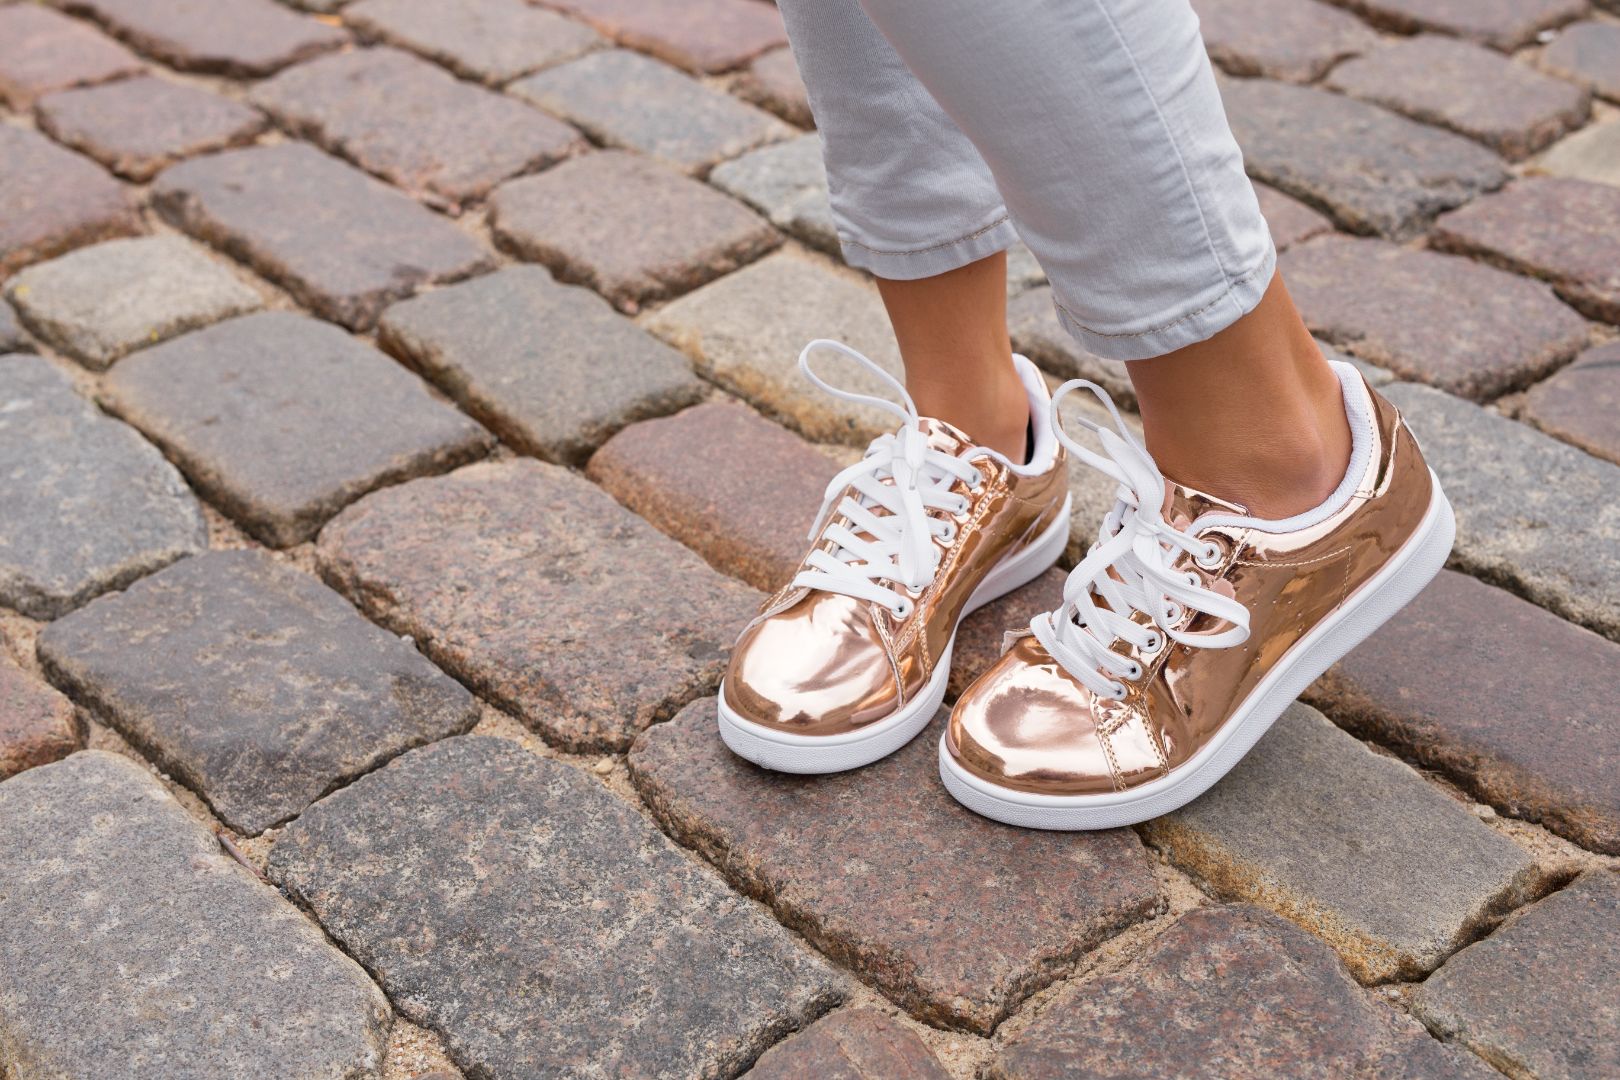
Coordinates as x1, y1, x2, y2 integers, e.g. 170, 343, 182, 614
775, 0, 1275, 361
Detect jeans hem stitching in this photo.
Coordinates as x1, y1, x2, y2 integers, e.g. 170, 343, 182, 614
840, 214, 1012, 257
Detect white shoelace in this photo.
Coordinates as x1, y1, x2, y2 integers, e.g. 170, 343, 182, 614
1031, 381, 1251, 700
792, 340, 992, 619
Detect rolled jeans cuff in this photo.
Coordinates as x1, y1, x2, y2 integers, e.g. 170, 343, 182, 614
1055, 244, 1278, 362
837, 216, 1021, 281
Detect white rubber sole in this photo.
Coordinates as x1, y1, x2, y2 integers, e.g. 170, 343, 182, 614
717, 496, 1073, 774
939, 473, 1456, 830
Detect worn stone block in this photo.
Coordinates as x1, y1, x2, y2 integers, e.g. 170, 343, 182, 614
378, 266, 702, 465
1007, 287, 1134, 404
586, 401, 838, 592
511, 48, 790, 174
1221, 77, 1508, 240
101, 312, 492, 547
0, 126, 138, 281
1521, 340, 1620, 463
647, 252, 906, 445
489, 150, 780, 309
1327, 35, 1589, 160
49, 0, 347, 76
270, 735, 843, 1077
316, 459, 761, 751
1326, 0, 1587, 51
153, 142, 494, 329
1281, 235, 1589, 399
1312, 570, 1620, 854
629, 700, 1162, 1033
0, 751, 391, 1079
1412, 871, 1620, 1080
1432, 176, 1620, 324
992, 906, 1498, 1080
252, 47, 582, 205
0, 4, 141, 108
36, 75, 267, 182
1538, 116, 1620, 187
949, 567, 1070, 702
1384, 381, 1620, 640
1538, 20, 1620, 103
5, 235, 262, 369
346, 0, 603, 84
0, 300, 29, 353
737, 45, 812, 128
539, 0, 786, 74
745, 1009, 950, 1080
1194, 0, 1377, 82
38, 550, 480, 834
1142, 703, 1548, 982
1256, 182, 1333, 251
0, 657, 80, 781
709, 132, 838, 253
0, 354, 205, 620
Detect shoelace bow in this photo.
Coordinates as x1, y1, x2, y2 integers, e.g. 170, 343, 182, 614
1031, 381, 1251, 700
792, 339, 991, 619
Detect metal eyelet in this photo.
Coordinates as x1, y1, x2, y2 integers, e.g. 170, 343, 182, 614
892, 598, 914, 620
1109, 682, 1128, 700
1143, 632, 1162, 653
1125, 661, 1144, 680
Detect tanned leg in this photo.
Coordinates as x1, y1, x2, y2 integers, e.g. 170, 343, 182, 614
1127, 273, 1351, 519
875, 251, 1031, 462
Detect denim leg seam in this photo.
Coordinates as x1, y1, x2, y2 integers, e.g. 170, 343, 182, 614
839, 213, 1012, 257
1087, 0, 1236, 287
1054, 257, 1270, 340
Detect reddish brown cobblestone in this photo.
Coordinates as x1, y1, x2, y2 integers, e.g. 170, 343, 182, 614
1538, 20, 1620, 102
511, 48, 791, 174
1313, 569, 1620, 854
629, 700, 1163, 1033
949, 567, 1069, 702
153, 142, 494, 329
1326, 35, 1589, 160
0, 656, 81, 782
1325, 0, 1587, 51
1194, 0, 1377, 82
1412, 871, 1620, 1080
539, 0, 787, 74
745, 1009, 951, 1080
585, 400, 839, 592
1280, 235, 1590, 399
51, 0, 348, 77
317, 459, 762, 752
489, 150, 781, 310
737, 46, 813, 128
0, 126, 138, 280
992, 906, 1498, 1080
36, 75, 267, 183
345, 0, 604, 85
1521, 340, 1620, 463
252, 47, 584, 204
1432, 176, 1620, 325
0, 4, 142, 109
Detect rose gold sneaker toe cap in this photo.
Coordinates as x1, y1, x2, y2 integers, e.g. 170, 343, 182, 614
947, 638, 1122, 797
723, 614, 901, 739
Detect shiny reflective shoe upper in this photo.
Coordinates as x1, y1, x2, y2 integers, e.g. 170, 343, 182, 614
948, 361, 1438, 800
722, 340, 1069, 741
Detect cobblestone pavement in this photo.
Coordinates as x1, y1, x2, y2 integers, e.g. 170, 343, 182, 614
1, 0, 1617, 1076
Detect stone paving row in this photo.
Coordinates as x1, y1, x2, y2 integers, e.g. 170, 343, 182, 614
2, 0, 1620, 1076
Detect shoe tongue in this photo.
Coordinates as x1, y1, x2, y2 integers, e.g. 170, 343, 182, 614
1160, 479, 1248, 531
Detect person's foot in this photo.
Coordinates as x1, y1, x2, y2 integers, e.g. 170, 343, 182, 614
940, 361, 1454, 829
718, 339, 1071, 774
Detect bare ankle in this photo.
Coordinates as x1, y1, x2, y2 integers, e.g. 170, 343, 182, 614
907, 366, 1031, 462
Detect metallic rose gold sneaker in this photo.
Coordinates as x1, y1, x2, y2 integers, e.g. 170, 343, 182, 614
718, 339, 1071, 774
941, 361, 1454, 829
